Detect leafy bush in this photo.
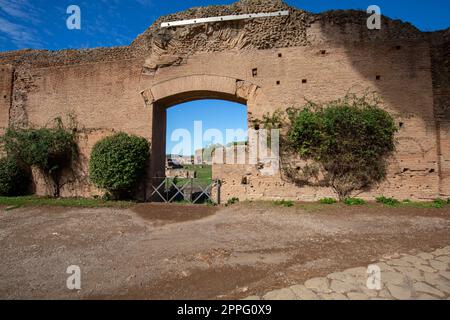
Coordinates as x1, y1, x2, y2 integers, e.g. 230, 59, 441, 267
319, 197, 337, 204
343, 198, 366, 206
89, 133, 150, 198
0, 157, 30, 196
287, 93, 397, 200
376, 196, 400, 207
2, 117, 77, 197
273, 199, 294, 207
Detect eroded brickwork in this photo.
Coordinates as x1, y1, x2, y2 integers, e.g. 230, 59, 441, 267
0, 0, 448, 201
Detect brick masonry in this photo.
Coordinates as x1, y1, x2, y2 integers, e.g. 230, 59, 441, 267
0, 0, 449, 201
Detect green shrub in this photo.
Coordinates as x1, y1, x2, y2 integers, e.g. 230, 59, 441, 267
0, 157, 30, 196
344, 198, 366, 206
432, 198, 446, 208
376, 196, 400, 207
286, 93, 397, 200
226, 197, 239, 206
319, 197, 337, 204
274, 199, 294, 207
89, 133, 149, 198
2, 117, 77, 197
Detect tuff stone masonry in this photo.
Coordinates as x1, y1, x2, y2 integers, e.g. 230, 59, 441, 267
0, 0, 449, 201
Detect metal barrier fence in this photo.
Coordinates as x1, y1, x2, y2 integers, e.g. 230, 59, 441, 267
149, 177, 221, 204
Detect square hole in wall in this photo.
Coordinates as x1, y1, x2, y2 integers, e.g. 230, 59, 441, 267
376, 75, 381, 80
278, 53, 282, 58
321, 50, 327, 55
399, 122, 404, 128
276, 80, 280, 85
252, 68, 257, 77
396, 45, 402, 50
302, 79, 307, 84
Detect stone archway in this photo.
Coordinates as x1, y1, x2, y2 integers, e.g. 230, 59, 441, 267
140, 74, 261, 179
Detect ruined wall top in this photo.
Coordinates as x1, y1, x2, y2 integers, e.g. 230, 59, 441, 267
0, 0, 446, 68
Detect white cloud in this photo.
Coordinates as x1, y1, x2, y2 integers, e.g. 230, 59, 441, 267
0, 0, 44, 48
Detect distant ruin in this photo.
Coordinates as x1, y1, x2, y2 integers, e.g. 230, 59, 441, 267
0, 0, 449, 201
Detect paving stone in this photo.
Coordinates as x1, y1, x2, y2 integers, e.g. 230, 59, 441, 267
415, 294, 439, 300
414, 264, 437, 273
320, 292, 348, 300
423, 272, 449, 287
377, 288, 393, 299
429, 259, 448, 271
417, 252, 434, 261
327, 271, 352, 282
376, 262, 395, 272
344, 267, 367, 277
434, 255, 450, 265
435, 283, 450, 295
359, 287, 379, 298
386, 284, 412, 300
289, 284, 320, 300
439, 271, 450, 280
432, 248, 450, 256
255, 247, 450, 302
382, 271, 409, 286
263, 288, 297, 300
413, 282, 445, 298
347, 292, 370, 300
393, 266, 424, 282
387, 258, 412, 267
304, 277, 331, 293
400, 255, 428, 266
330, 279, 359, 293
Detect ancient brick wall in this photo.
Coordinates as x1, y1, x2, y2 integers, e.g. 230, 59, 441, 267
0, 0, 448, 201
0, 65, 13, 135
430, 29, 450, 197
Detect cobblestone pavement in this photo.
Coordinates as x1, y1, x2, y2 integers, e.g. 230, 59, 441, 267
244, 246, 450, 300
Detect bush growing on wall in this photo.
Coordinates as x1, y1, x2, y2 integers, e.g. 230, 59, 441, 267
89, 133, 150, 199
286, 93, 397, 200
2, 116, 77, 198
0, 157, 30, 196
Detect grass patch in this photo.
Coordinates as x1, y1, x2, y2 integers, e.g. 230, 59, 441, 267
0, 196, 134, 209
273, 199, 294, 207
376, 196, 400, 207
318, 198, 337, 204
343, 198, 366, 206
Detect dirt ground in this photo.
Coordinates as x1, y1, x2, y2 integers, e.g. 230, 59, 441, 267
1, 202, 450, 299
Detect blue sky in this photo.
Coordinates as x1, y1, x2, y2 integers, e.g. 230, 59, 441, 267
1, 1, 449, 155
166, 100, 247, 156
1, 0, 449, 51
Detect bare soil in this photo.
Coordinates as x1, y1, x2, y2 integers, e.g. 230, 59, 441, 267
1, 202, 450, 299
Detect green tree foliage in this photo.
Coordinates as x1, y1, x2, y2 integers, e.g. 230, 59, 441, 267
89, 133, 150, 199
0, 157, 30, 196
2, 117, 77, 197
287, 94, 397, 200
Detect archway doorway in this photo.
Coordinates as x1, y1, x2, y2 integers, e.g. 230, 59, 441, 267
149, 97, 247, 203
